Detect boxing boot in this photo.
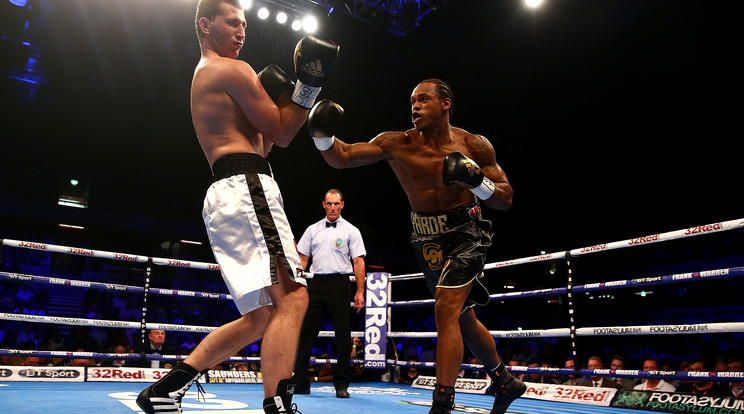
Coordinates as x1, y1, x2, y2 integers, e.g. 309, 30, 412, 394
263, 378, 301, 414
485, 363, 527, 414
136, 361, 203, 414
428, 384, 455, 414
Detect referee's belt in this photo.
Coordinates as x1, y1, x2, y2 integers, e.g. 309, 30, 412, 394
410, 203, 482, 236
312, 273, 351, 278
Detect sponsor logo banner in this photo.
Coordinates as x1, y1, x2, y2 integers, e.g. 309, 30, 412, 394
0, 365, 84, 382
87, 367, 170, 382
412, 375, 491, 394
364, 272, 389, 370
205, 370, 263, 384
613, 390, 744, 413
520, 383, 616, 406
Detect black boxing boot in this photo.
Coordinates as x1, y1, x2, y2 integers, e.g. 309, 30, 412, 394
485, 363, 526, 414
263, 378, 301, 414
136, 361, 203, 414
428, 384, 455, 414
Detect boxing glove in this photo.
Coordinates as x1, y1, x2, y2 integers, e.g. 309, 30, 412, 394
258, 64, 294, 104
442, 152, 495, 200
307, 99, 343, 151
291, 34, 339, 109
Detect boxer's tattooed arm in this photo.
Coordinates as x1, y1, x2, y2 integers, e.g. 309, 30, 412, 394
466, 134, 497, 168
467, 134, 513, 209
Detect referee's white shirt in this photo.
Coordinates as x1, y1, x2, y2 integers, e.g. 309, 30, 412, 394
297, 216, 366, 275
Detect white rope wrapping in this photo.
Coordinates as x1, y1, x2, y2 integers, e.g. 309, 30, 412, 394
387, 322, 744, 339
5, 218, 742, 275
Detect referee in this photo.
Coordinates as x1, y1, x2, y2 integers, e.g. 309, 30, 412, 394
292, 189, 367, 398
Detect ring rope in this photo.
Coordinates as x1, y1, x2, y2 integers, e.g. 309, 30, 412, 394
0, 270, 233, 301
2, 218, 742, 387
386, 218, 744, 280
0, 349, 357, 367
388, 266, 744, 306
6, 265, 740, 306
387, 322, 744, 339
0, 238, 220, 270
5, 218, 741, 279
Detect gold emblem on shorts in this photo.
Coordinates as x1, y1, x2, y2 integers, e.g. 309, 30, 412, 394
422, 243, 443, 271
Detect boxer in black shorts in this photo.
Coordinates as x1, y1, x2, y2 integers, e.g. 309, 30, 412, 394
411, 204, 492, 309
307, 79, 526, 414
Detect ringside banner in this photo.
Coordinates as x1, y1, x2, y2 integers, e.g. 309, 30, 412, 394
364, 272, 390, 370
205, 369, 263, 384
0, 365, 84, 382
412, 375, 491, 394
613, 390, 744, 413
87, 367, 169, 382
520, 383, 616, 406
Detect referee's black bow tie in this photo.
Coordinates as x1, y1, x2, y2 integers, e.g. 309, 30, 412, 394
326, 221, 337, 228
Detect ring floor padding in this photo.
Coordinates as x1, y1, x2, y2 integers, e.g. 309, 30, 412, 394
0, 381, 670, 413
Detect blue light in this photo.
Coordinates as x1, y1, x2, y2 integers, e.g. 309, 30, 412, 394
9, 0, 29, 7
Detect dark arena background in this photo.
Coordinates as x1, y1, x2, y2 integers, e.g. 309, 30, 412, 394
1, 1, 742, 413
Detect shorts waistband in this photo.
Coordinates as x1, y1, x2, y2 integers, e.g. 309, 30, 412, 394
411, 203, 482, 237
211, 153, 272, 182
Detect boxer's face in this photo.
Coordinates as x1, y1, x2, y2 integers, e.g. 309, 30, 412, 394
203, 3, 246, 59
410, 82, 450, 130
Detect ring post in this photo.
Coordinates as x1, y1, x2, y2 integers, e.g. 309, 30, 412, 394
364, 272, 390, 370
565, 252, 581, 378
138, 257, 153, 363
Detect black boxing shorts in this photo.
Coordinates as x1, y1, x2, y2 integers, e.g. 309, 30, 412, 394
410, 203, 493, 310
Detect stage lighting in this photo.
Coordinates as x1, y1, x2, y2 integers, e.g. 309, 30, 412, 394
302, 15, 318, 32
240, 0, 252, 9
291, 18, 302, 31
257, 7, 270, 20
276, 11, 288, 24
524, 0, 545, 9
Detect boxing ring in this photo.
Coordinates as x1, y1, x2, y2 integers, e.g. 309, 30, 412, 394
1, 217, 743, 413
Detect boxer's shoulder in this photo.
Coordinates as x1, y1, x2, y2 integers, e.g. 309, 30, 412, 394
371, 130, 410, 148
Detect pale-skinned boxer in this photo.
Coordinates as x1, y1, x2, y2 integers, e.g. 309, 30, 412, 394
306, 79, 525, 414
135, 1, 338, 413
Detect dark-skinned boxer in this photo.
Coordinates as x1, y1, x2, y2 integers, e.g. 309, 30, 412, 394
306, 79, 525, 414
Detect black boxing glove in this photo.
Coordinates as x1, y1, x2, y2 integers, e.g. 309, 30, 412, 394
307, 99, 343, 151
442, 152, 495, 200
292, 34, 339, 109
258, 64, 294, 104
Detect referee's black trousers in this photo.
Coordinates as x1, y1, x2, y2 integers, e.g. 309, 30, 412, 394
293, 273, 352, 390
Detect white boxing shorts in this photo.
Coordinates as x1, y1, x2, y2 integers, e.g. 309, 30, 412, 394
202, 153, 306, 315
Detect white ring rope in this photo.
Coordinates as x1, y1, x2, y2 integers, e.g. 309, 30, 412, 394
388, 322, 744, 339
388, 266, 744, 307
2, 218, 742, 383
0, 270, 233, 301
6, 218, 742, 278
387, 218, 744, 280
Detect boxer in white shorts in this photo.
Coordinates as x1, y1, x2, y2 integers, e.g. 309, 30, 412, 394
135, 1, 339, 413
203, 153, 306, 315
